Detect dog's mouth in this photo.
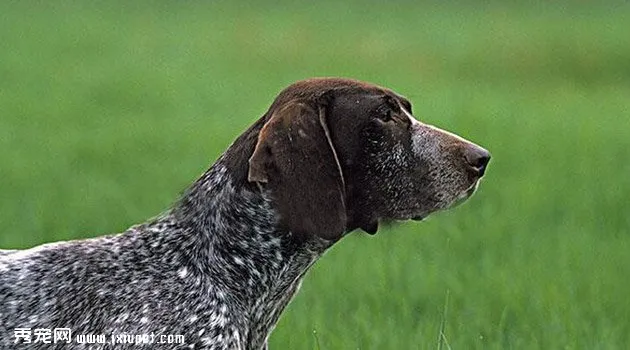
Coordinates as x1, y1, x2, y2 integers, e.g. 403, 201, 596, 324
413, 180, 481, 221
466, 179, 481, 197
390, 179, 484, 223
452, 179, 481, 207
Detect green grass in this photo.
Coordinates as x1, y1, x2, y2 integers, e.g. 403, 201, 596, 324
1, 1, 629, 348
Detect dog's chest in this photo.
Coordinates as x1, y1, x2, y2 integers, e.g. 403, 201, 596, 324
241, 245, 322, 348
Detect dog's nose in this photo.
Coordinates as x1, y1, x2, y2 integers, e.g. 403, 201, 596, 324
464, 145, 491, 177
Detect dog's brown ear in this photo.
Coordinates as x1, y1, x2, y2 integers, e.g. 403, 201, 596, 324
248, 100, 346, 241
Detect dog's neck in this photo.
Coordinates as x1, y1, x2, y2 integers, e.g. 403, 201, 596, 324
169, 156, 332, 344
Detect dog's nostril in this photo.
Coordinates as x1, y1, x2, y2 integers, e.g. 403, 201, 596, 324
464, 146, 491, 176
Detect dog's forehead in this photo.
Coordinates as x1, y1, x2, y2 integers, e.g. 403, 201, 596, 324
293, 77, 384, 91
276, 78, 393, 103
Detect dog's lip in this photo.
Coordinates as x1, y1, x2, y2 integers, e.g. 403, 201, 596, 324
404, 180, 481, 222
466, 181, 479, 196
462, 179, 480, 197
447, 179, 481, 209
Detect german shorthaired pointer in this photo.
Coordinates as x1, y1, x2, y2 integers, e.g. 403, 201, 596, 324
0, 78, 490, 349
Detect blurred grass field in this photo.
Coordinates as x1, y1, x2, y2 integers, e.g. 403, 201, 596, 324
1, 1, 629, 349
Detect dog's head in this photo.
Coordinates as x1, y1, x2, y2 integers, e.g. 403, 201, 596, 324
241, 78, 489, 241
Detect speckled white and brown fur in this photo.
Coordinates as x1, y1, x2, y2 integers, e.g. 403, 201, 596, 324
0, 78, 490, 349
0, 159, 329, 349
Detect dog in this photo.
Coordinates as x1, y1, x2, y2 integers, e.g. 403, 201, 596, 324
0, 78, 490, 349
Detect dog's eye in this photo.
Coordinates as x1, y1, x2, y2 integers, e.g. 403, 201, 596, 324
375, 104, 394, 121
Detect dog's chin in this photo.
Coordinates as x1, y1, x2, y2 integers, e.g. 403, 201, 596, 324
392, 212, 429, 223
